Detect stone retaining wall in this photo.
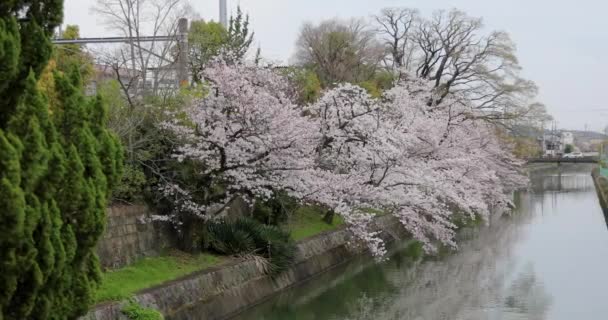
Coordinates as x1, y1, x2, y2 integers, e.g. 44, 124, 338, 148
82, 215, 407, 320
98, 198, 252, 270
98, 205, 174, 269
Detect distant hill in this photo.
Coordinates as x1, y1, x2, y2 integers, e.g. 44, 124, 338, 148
566, 130, 607, 152
567, 130, 607, 141
509, 125, 607, 142
511, 125, 543, 139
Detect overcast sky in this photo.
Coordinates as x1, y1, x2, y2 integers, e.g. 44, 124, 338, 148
63, 0, 608, 132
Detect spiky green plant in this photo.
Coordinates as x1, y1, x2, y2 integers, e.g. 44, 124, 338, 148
207, 221, 256, 255
206, 218, 296, 275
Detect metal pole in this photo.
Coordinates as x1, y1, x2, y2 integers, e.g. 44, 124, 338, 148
220, 0, 228, 27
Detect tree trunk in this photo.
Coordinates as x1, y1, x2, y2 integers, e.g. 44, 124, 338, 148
178, 213, 206, 253
323, 209, 335, 224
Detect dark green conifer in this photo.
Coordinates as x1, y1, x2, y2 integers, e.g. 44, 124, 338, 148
0, 2, 123, 319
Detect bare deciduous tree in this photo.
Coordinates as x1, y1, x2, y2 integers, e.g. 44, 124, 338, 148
374, 8, 419, 71
375, 8, 546, 125
294, 18, 384, 85
419, 10, 532, 110
90, 0, 193, 168
92, 0, 193, 98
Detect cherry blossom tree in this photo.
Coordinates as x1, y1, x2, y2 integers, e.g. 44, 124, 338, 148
162, 61, 526, 258
305, 78, 527, 255
161, 61, 321, 223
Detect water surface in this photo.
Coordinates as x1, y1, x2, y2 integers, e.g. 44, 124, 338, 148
230, 164, 608, 320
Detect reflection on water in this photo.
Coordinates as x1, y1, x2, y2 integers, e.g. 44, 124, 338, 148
230, 164, 608, 320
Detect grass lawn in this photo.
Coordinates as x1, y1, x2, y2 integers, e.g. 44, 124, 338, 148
288, 206, 345, 241
96, 251, 223, 303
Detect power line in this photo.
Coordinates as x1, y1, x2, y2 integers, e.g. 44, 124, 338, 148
52, 35, 176, 44
51, 18, 190, 86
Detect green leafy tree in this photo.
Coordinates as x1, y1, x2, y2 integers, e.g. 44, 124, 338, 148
188, 20, 228, 83
277, 67, 322, 104
38, 24, 95, 111
287, 68, 322, 104
0, 2, 122, 319
295, 69, 322, 104
564, 144, 573, 154
188, 7, 254, 80
98, 79, 200, 203
54, 25, 94, 82
359, 71, 395, 98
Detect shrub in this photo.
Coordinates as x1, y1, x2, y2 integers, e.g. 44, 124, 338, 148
206, 218, 296, 274
404, 241, 424, 260
121, 299, 164, 320
358, 71, 396, 98
451, 211, 483, 230
296, 69, 322, 104
252, 191, 298, 226
113, 163, 147, 202
234, 218, 296, 274
206, 221, 256, 255
279, 67, 322, 104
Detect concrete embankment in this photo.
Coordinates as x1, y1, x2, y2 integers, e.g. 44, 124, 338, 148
592, 167, 608, 213
525, 163, 558, 172
81, 215, 407, 320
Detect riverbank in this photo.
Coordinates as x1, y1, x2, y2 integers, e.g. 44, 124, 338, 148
95, 252, 224, 303
82, 163, 547, 320
230, 166, 608, 319
81, 215, 407, 320
92, 204, 346, 305
525, 162, 558, 172
592, 167, 608, 213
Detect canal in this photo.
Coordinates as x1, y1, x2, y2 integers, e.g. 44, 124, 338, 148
230, 164, 608, 320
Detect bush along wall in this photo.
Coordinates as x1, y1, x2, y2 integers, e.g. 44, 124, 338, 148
121, 299, 164, 320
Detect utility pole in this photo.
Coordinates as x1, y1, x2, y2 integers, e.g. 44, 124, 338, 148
176, 18, 189, 87
220, 0, 228, 28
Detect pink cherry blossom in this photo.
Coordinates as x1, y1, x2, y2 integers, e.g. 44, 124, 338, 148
162, 61, 527, 258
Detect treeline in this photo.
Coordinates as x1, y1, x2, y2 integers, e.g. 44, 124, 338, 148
292, 8, 550, 123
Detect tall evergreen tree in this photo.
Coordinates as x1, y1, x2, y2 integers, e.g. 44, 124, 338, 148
226, 6, 254, 61
0, 1, 122, 319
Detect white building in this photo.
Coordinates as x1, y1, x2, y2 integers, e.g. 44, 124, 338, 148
543, 132, 562, 157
